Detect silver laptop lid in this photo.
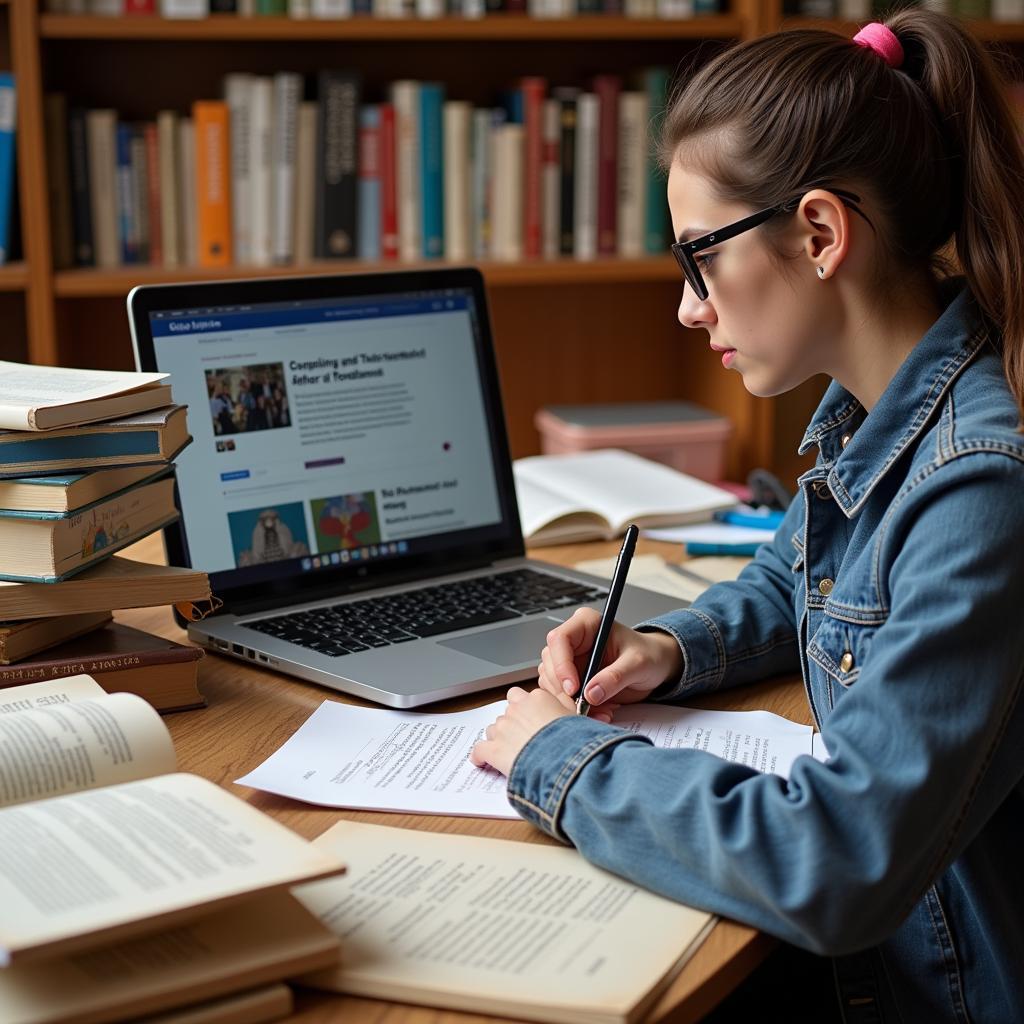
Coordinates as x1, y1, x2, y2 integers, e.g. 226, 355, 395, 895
128, 268, 524, 617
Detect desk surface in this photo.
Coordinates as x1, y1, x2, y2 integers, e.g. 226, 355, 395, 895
116, 534, 811, 1024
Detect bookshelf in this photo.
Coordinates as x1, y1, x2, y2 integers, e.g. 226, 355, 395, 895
5, 0, 1022, 484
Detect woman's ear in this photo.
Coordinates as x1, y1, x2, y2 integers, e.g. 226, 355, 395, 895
797, 189, 850, 280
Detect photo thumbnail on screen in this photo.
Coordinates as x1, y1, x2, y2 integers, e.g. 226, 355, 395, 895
228, 503, 310, 568
312, 492, 382, 552
206, 363, 291, 436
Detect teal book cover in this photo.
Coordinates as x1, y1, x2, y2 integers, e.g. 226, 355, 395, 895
642, 67, 672, 256
0, 73, 16, 266
419, 83, 445, 259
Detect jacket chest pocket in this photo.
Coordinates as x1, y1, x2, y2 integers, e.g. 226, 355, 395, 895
807, 614, 877, 697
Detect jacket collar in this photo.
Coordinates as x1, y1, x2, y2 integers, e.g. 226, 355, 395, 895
798, 284, 989, 517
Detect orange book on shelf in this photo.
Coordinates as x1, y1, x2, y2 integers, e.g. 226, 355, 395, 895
193, 101, 232, 267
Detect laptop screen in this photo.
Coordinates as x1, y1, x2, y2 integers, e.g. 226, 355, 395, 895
135, 272, 521, 608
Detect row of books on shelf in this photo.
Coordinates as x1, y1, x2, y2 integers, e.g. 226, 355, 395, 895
47, 70, 674, 272
45, 0, 725, 19
786, 0, 1024, 17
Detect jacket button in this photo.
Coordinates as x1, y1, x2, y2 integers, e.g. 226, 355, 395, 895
818, 578, 834, 596
839, 651, 855, 673
813, 480, 831, 500
841, 433, 852, 448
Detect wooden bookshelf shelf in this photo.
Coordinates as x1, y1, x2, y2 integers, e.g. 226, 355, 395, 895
0, 261, 28, 291
52, 256, 680, 297
38, 13, 745, 42
781, 17, 1024, 44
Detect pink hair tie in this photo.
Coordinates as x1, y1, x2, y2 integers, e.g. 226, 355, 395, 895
853, 22, 904, 69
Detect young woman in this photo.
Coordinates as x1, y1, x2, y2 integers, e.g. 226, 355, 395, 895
470, 11, 1024, 1021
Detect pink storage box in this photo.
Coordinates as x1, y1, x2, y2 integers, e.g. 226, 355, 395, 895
534, 401, 733, 482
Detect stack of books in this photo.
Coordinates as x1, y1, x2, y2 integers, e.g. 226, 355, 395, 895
0, 360, 212, 711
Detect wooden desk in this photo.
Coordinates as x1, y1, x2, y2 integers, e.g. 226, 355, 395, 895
116, 534, 811, 1024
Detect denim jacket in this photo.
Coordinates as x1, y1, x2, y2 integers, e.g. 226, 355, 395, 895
507, 285, 1024, 1022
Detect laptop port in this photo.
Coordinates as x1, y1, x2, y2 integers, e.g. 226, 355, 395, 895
231, 643, 243, 655
245, 648, 256, 659
257, 653, 269, 663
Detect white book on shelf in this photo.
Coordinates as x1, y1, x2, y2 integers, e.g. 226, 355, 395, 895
156, 111, 180, 267
471, 107, 492, 259
541, 97, 560, 260
159, 0, 209, 16
490, 123, 524, 262
837, 0, 871, 14
390, 80, 422, 263
991, 0, 1024, 19
573, 91, 598, 261
461, 0, 484, 15
224, 73, 253, 265
443, 100, 472, 262
415, 0, 444, 14
87, 0, 123, 15
293, 101, 318, 264
311, 0, 352, 13
656, 0, 692, 16
248, 76, 275, 267
85, 109, 120, 269
271, 72, 302, 265
238, 0, 255, 13
617, 90, 647, 259
290, 0, 311, 16
177, 117, 198, 267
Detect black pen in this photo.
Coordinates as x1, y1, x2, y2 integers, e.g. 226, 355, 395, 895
576, 524, 639, 717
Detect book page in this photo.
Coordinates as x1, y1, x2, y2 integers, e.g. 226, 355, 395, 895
295, 820, 714, 1024
0, 892, 334, 1024
0, 691, 176, 808
515, 450, 736, 533
0, 773, 346, 964
512, 473, 607, 540
236, 699, 815, 818
0, 674, 107, 712
0, 364, 167, 430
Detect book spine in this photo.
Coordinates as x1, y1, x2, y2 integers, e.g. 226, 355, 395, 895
0, 75, 16, 267
210, 0, 238, 10
643, 67, 671, 254
541, 97, 560, 261
115, 122, 137, 264
124, 0, 156, 12
491, 123, 524, 261
442, 100, 471, 262
357, 105, 382, 261
573, 92, 598, 261
293, 100, 318, 263
315, 71, 361, 259
144, 123, 162, 265
271, 71, 302, 264
129, 126, 151, 263
248, 76, 274, 266
470, 107, 492, 259
390, 80, 421, 262
45, 94, 76, 271
378, 102, 398, 260
157, 110, 180, 267
68, 108, 96, 267
159, 0, 209, 14
593, 74, 620, 257
311, 0, 353, 12
177, 116, 197, 266
419, 82, 445, 259
556, 89, 577, 257
224, 73, 253, 264
0, 649, 199, 685
519, 76, 546, 260
86, 110, 121, 268
193, 100, 233, 266
616, 91, 647, 259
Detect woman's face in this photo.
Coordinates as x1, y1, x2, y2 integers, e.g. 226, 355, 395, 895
667, 162, 840, 398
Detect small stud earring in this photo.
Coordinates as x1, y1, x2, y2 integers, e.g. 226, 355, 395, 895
817, 266, 826, 280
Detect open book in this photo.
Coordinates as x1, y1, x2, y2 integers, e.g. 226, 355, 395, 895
295, 820, 715, 1024
514, 449, 737, 546
0, 674, 344, 1003
0, 362, 170, 431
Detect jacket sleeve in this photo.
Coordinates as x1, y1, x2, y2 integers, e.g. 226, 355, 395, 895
634, 489, 803, 701
508, 453, 1024, 956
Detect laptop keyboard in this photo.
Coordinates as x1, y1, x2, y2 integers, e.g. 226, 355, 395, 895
244, 568, 607, 657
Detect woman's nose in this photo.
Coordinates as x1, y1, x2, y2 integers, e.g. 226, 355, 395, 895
677, 287, 716, 331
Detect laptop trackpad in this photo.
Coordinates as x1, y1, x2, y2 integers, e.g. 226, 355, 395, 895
438, 617, 561, 666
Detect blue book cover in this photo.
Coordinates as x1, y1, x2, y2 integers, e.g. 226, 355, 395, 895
0, 74, 16, 266
358, 105, 382, 262
419, 83, 445, 260
115, 122, 137, 264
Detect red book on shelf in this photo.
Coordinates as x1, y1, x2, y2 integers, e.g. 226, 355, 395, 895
593, 74, 621, 257
519, 76, 547, 261
379, 102, 399, 262
124, 0, 156, 12
143, 122, 163, 266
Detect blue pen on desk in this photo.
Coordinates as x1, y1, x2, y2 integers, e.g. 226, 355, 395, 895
576, 524, 638, 717
685, 541, 764, 557
714, 506, 785, 531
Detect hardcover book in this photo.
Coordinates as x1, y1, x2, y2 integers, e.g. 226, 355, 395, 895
0, 405, 189, 477
0, 611, 112, 665
0, 621, 205, 711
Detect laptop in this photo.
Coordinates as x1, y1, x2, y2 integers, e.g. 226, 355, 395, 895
129, 267, 682, 708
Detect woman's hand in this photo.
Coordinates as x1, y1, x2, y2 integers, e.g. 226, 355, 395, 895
469, 686, 576, 777
537, 608, 684, 711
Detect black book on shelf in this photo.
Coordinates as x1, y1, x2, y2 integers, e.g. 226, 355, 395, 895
210, 0, 238, 10
67, 107, 95, 268
554, 86, 579, 258
314, 71, 361, 261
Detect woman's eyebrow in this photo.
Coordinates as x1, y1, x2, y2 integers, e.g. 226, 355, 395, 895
677, 227, 710, 244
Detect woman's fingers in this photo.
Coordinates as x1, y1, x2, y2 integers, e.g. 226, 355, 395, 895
544, 608, 602, 695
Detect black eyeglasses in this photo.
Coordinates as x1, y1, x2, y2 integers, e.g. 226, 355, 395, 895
671, 188, 870, 301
